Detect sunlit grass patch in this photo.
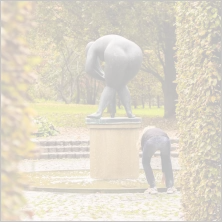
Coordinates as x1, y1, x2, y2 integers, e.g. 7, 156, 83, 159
30, 102, 164, 128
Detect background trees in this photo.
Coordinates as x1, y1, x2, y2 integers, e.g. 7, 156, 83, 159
27, 1, 90, 104
28, 1, 178, 117
128, 71, 163, 109
133, 1, 177, 117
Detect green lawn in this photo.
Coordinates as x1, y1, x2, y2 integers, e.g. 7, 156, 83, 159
117, 106, 164, 117
30, 102, 164, 128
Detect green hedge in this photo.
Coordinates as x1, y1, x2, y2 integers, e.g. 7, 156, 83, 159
1, 2, 38, 220
175, 2, 221, 221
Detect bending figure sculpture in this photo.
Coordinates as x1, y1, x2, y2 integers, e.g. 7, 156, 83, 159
85, 34, 143, 119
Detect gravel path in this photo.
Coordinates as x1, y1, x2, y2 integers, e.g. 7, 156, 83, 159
22, 127, 183, 221
20, 157, 180, 172
20, 157, 182, 221
22, 191, 184, 221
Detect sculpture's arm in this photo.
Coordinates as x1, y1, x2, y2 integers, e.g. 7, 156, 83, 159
95, 57, 105, 80
85, 54, 105, 81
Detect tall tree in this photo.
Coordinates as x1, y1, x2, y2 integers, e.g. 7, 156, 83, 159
30, 1, 175, 115
133, 2, 177, 117
29, 36, 90, 104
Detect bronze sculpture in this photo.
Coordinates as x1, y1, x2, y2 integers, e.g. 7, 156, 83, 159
85, 35, 143, 119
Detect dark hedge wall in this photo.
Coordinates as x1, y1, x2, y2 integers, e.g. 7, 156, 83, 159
175, 1, 221, 221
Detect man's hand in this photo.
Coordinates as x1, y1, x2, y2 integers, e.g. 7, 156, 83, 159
162, 173, 165, 184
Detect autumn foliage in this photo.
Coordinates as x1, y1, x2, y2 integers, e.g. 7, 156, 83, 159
1, 2, 37, 220
175, 2, 221, 221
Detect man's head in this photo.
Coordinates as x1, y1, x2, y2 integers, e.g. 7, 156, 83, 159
137, 126, 156, 150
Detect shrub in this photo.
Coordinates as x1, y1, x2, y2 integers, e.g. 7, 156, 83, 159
175, 2, 221, 221
1, 2, 38, 220
33, 116, 59, 137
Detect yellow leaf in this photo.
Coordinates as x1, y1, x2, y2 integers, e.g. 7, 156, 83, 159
29, 56, 42, 65
24, 107, 37, 116
18, 83, 27, 91
1, 173, 7, 183
15, 15, 24, 22
203, 128, 208, 133
205, 51, 212, 55
208, 207, 214, 214
207, 62, 214, 68
199, 30, 206, 36
211, 96, 216, 102
1, 74, 10, 83
24, 65, 32, 72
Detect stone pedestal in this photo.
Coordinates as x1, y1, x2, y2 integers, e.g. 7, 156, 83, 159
86, 117, 141, 179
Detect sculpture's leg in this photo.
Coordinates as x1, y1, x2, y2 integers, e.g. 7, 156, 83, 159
87, 86, 116, 119
117, 86, 135, 118
109, 92, 116, 118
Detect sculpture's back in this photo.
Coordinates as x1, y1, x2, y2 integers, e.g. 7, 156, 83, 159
85, 35, 143, 119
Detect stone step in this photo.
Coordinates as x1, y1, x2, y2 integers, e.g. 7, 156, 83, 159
137, 151, 179, 157
35, 151, 179, 159
36, 144, 179, 153
172, 144, 179, 150
39, 152, 90, 159
32, 139, 179, 147
38, 146, 90, 153
170, 138, 179, 143
32, 140, 90, 146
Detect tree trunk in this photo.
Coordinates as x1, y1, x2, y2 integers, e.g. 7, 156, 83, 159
133, 98, 137, 109
162, 31, 178, 118
76, 76, 80, 104
162, 22, 177, 118
117, 97, 121, 109
162, 72, 177, 118
157, 96, 160, 108
58, 88, 69, 104
162, 82, 177, 117
148, 94, 151, 108
56, 94, 61, 102
142, 95, 145, 108
147, 85, 151, 108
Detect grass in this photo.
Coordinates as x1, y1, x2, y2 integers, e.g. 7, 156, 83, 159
31, 102, 164, 116
30, 102, 166, 128
31, 103, 98, 115
117, 106, 164, 117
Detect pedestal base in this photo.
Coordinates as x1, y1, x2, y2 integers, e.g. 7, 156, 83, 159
86, 117, 141, 179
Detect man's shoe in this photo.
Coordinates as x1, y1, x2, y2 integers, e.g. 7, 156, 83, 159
167, 187, 177, 194
144, 187, 158, 194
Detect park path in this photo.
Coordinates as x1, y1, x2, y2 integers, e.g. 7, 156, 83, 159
22, 191, 184, 221
21, 157, 183, 221
21, 127, 183, 221
20, 157, 180, 172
